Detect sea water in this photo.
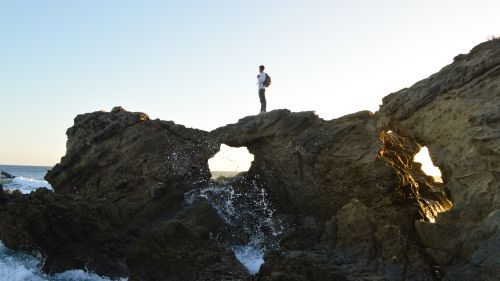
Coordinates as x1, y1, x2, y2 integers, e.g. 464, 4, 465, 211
0, 165, 126, 281
0, 165, 52, 194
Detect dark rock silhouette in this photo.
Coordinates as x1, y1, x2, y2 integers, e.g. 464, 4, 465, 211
0, 171, 15, 178
0, 39, 499, 280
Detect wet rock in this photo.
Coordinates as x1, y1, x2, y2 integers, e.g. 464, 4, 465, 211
1, 171, 15, 178
0, 184, 7, 204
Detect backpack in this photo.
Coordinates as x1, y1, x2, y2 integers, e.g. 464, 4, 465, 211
263, 73, 271, 87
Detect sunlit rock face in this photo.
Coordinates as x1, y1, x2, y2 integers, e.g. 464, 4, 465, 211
377, 38, 500, 280
378, 131, 452, 222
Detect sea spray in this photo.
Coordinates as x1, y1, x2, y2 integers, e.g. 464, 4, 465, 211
0, 166, 126, 280
186, 175, 283, 275
0, 165, 52, 194
232, 245, 265, 275
0, 242, 126, 281
5, 177, 52, 194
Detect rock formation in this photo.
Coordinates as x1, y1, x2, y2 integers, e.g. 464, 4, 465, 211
377, 38, 500, 281
214, 110, 450, 281
0, 39, 499, 281
0, 107, 247, 280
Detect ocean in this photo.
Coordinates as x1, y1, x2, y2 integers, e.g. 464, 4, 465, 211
0, 165, 126, 281
0, 165, 52, 194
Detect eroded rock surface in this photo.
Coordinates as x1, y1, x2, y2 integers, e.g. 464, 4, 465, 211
46, 106, 217, 196
378, 38, 500, 280
214, 110, 449, 280
0, 39, 499, 281
0, 107, 247, 280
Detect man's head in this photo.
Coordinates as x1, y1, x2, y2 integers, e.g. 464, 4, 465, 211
259, 65, 265, 73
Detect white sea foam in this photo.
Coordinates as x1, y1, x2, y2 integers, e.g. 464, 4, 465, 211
233, 245, 265, 275
52, 270, 125, 281
4, 176, 52, 194
0, 165, 126, 280
0, 242, 127, 281
186, 176, 283, 275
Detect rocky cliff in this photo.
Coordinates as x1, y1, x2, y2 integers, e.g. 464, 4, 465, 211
377, 38, 500, 281
0, 39, 499, 281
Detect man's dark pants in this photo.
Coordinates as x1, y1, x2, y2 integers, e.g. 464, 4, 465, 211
259, 88, 266, 112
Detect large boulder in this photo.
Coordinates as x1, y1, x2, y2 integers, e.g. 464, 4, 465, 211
377, 38, 500, 280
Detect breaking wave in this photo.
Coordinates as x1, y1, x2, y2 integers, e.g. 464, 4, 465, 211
0, 242, 126, 281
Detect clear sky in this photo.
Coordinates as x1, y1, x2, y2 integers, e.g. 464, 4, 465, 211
0, 0, 499, 169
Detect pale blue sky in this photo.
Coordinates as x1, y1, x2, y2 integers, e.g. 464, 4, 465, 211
0, 0, 499, 167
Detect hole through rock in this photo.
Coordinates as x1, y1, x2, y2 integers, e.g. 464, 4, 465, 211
414, 146, 442, 182
208, 144, 254, 179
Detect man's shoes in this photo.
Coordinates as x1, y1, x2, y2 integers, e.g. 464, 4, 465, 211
259, 110, 266, 115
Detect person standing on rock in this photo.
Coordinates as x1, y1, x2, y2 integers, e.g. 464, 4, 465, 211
257, 65, 271, 114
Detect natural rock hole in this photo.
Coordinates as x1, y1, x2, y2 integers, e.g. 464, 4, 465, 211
414, 146, 443, 182
198, 145, 281, 275
208, 144, 254, 179
379, 131, 452, 223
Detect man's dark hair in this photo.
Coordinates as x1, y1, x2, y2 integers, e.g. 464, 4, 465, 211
259, 65, 265, 71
